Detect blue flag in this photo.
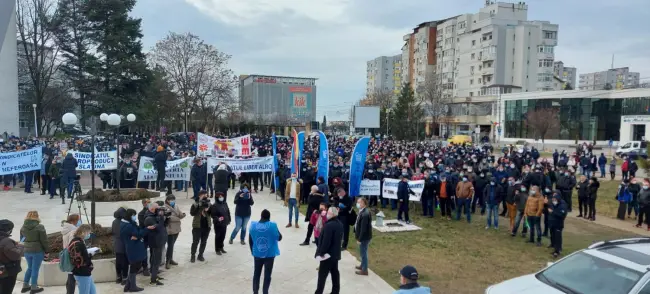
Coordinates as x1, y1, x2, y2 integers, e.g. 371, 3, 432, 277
317, 131, 329, 181
290, 130, 298, 177
297, 131, 305, 177
272, 133, 279, 190
348, 137, 370, 198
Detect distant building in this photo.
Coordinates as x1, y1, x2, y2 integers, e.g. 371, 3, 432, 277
239, 74, 317, 125
579, 67, 640, 90
366, 55, 401, 96
553, 61, 577, 89
0, 1, 19, 136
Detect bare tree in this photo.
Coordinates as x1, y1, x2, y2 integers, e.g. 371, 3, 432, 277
16, 0, 60, 135
364, 88, 393, 108
149, 32, 236, 132
525, 108, 561, 150
419, 71, 450, 138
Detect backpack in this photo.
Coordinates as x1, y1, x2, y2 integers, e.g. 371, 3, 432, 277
58, 241, 78, 272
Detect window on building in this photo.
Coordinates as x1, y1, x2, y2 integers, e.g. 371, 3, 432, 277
469, 92, 473, 97
478, 78, 482, 83
538, 45, 554, 53
472, 40, 476, 46
470, 79, 474, 85
538, 59, 553, 67
471, 53, 475, 60
543, 30, 557, 39
537, 73, 553, 82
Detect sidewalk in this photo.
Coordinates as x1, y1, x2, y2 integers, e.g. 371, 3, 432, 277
567, 210, 650, 237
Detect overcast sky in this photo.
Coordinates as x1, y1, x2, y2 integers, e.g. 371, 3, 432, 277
132, 0, 650, 121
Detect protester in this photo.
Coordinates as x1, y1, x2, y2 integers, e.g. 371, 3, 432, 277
314, 207, 343, 294
208, 192, 229, 256
284, 173, 302, 228
249, 209, 282, 294
20, 210, 48, 294
354, 197, 372, 276
111, 207, 128, 285
68, 224, 97, 294
164, 195, 186, 269
617, 180, 632, 220
397, 175, 415, 224
0, 219, 24, 294
213, 164, 231, 201
231, 185, 254, 245
154, 146, 167, 192
120, 209, 146, 292
301, 185, 324, 246
587, 177, 600, 221
62, 214, 81, 294
393, 265, 431, 294
62, 152, 78, 198
548, 191, 567, 258
190, 192, 212, 262
524, 186, 544, 246
576, 175, 589, 218
137, 198, 151, 277
143, 202, 167, 286
455, 174, 474, 223
637, 179, 650, 229
483, 177, 503, 230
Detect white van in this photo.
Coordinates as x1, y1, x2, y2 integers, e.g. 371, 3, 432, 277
616, 141, 648, 159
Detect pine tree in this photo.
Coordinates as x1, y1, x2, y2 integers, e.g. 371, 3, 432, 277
391, 83, 424, 140
85, 0, 149, 114
322, 115, 327, 130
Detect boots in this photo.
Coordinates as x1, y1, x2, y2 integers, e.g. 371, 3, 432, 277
165, 260, 170, 269
190, 255, 196, 263
124, 273, 144, 292
142, 268, 150, 277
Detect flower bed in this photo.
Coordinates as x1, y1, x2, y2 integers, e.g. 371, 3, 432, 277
81, 188, 159, 202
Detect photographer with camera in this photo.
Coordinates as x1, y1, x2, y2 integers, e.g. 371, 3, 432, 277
190, 191, 211, 262
143, 202, 169, 286
164, 195, 185, 269
62, 153, 78, 199
210, 191, 230, 255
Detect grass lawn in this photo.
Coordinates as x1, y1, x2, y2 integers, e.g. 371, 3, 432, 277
302, 204, 639, 294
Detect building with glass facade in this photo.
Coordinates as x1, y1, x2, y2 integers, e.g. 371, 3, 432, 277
497, 88, 650, 144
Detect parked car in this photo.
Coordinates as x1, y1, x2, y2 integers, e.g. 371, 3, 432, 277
486, 238, 650, 294
616, 141, 648, 159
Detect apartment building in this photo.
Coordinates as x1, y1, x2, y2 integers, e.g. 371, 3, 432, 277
0, 0, 19, 136
579, 67, 640, 90
366, 55, 402, 95
553, 61, 577, 88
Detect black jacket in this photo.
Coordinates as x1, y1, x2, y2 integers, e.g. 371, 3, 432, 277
306, 193, 324, 222
556, 175, 576, 191
144, 210, 168, 248
354, 208, 372, 242
421, 180, 437, 200
69, 237, 93, 276
523, 172, 545, 190
153, 151, 167, 170
213, 169, 230, 193
576, 180, 589, 199
190, 164, 207, 184
316, 217, 344, 261
483, 184, 504, 206
111, 208, 126, 254
588, 181, 600, 199
210, 200, 231, 227
233, 191, 254, 217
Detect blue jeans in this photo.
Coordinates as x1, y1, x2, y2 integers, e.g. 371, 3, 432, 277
230, 216, 250, 241
486, 204, 499, 228
527, 216, 542, 243
288, 198, 299, 224
358, 240, 370, 271
455, 198, 471, 222
512, 211, 528, 235
421, 198, 434, 217
74, 275, 97, 294
24, 173, 33, 193
23, 252, 44, 287
599, 164, 606, 177
66, 175, 75, 198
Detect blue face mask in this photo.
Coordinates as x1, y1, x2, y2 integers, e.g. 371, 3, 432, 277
76, 219, 82, 227
131, 216, 137, 222
242, 188, 249, 193
170, 201, 175, 207
84, 234, 91, 240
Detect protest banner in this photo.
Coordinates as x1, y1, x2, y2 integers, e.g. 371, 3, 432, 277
0, 148, 42, 175
382, 178, 424, 201
137, 156, 192, 181
359, 180, 380, 196
207, 156, 274, 173
67, 151, 117, 170
196, 133, 251, 157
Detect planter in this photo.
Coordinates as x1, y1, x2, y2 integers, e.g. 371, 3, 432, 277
81, 188, 162, 202
17, 257, 116, 286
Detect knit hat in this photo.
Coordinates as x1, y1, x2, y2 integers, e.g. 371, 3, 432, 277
156, 145, 164, 152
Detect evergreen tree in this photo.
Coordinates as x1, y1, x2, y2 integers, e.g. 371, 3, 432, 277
52, 0, 97, 128
86, 0, 149, 114
322, 115, 327, 130
390, 83, 424, 140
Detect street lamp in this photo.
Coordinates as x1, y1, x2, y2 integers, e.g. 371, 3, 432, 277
32, 104, 38, 137
62, 112, 98, 226
102, 113, 135, 193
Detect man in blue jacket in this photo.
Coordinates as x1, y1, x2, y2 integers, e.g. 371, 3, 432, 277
249, 209, 282, 294
394, 265, 431, 294
548, 192, 567, 258
397, 175, 415, 224
61, 153, 77, 198
598, 153, 607, 178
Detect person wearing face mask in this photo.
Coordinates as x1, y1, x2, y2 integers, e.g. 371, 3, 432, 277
67, 224, 98, 293
120, 209, 147, 292
354, 197, 372, 276
284, 173, 302, 228
111, 207, 128, 285
143, 202, 168, 286
587, 177, 600, 222
483, 177, 503, 230
548, 192, 567, 258
189, 192, 212, 263
164, 195, 186, 269
420, 172, 436, 218
616, 180, 633, 220
210, 192, 231, 255
637, 179, 650, 229
0, 219, 25, 294
314, 207, 344, 294
20, 210, 48, 294
301, 186, 325, 246
472, 172, 488, 215
310, 203, 329, 247
575, 175, 589, 218
504, 177, 518, 232
438, 176, 453, 220
397, 175, 416, 224
628, 177, 641, 219
455, 175, 474, 223
511, 184, 529, 237
190, 159, 207, 201
523, 186, 544, 246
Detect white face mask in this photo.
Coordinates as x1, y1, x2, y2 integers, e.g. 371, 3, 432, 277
552, 201, 558, 206
218, 197, 224, 202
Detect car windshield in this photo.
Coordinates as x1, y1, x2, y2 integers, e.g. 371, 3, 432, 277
621, 143, 631, 149
537, 252, 643, 294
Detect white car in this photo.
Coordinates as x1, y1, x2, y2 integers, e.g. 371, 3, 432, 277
486, 238, 650, 294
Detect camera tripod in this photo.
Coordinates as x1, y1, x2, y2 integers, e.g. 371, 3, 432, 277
66, 180, 90, 225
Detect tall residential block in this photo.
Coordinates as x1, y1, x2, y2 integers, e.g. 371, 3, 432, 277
0, 0, 19, 136
366, 55, 402, 95
579, 67, 640, 90
553, 61, 577, 89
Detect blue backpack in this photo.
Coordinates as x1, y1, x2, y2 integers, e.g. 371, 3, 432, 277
58, 241, 78, 272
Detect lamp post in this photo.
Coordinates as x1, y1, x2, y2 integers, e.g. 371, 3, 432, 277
102, 113, 135, 193
32, 104, 38, 137
62, 112, 98, 226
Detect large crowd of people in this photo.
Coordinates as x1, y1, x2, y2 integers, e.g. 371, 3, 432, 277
0, 131, 642, 294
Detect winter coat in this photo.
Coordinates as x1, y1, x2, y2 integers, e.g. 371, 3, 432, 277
576, 180, 589, 199
588, 181, 600, 199
305, 193, 324, 222
548, 194, 568, 229
393, 283, 432, 294
112, 208, 127, 254
455, 181, 474, 199
315, 217, 344, 261
120, 220, 147, 263
617, 186, 633, 203
153, 151, 167, 170
68, 237, 93, 276
213, 169, 230, 193
164, 203, 186, 235
524, 194, 544, 217
62, 153, 78, 179
354, 208, 372, 242
190, 201, 212, 229
234, 191, 254, 217
20, 219, 48, 253
190, 164, 207, 184
61, 223, 77, 248
639, 189, 650, 207
483, 184, 504, 206
143, 210, 168, 248
0, 220, 24, 276
210, 200, 231, 228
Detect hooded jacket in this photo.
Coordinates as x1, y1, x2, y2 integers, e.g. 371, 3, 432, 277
0, 220, 24, 275
548, 193, 568, 229
112, 207, 127, 254
62, 153, 78, 178
20, 219, 48, 253
165, 203, 186, 235
61, 222, 78, 248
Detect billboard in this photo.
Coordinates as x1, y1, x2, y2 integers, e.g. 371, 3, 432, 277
290, 86, 312, 118
353, 106, 380, 129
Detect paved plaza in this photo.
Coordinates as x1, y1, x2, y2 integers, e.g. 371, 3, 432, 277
2, 187, 395, 294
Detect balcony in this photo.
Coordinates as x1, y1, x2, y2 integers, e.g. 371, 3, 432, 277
481, 66, 494, 75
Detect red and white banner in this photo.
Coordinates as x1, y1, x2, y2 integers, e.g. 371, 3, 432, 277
197, 133, 251, 157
